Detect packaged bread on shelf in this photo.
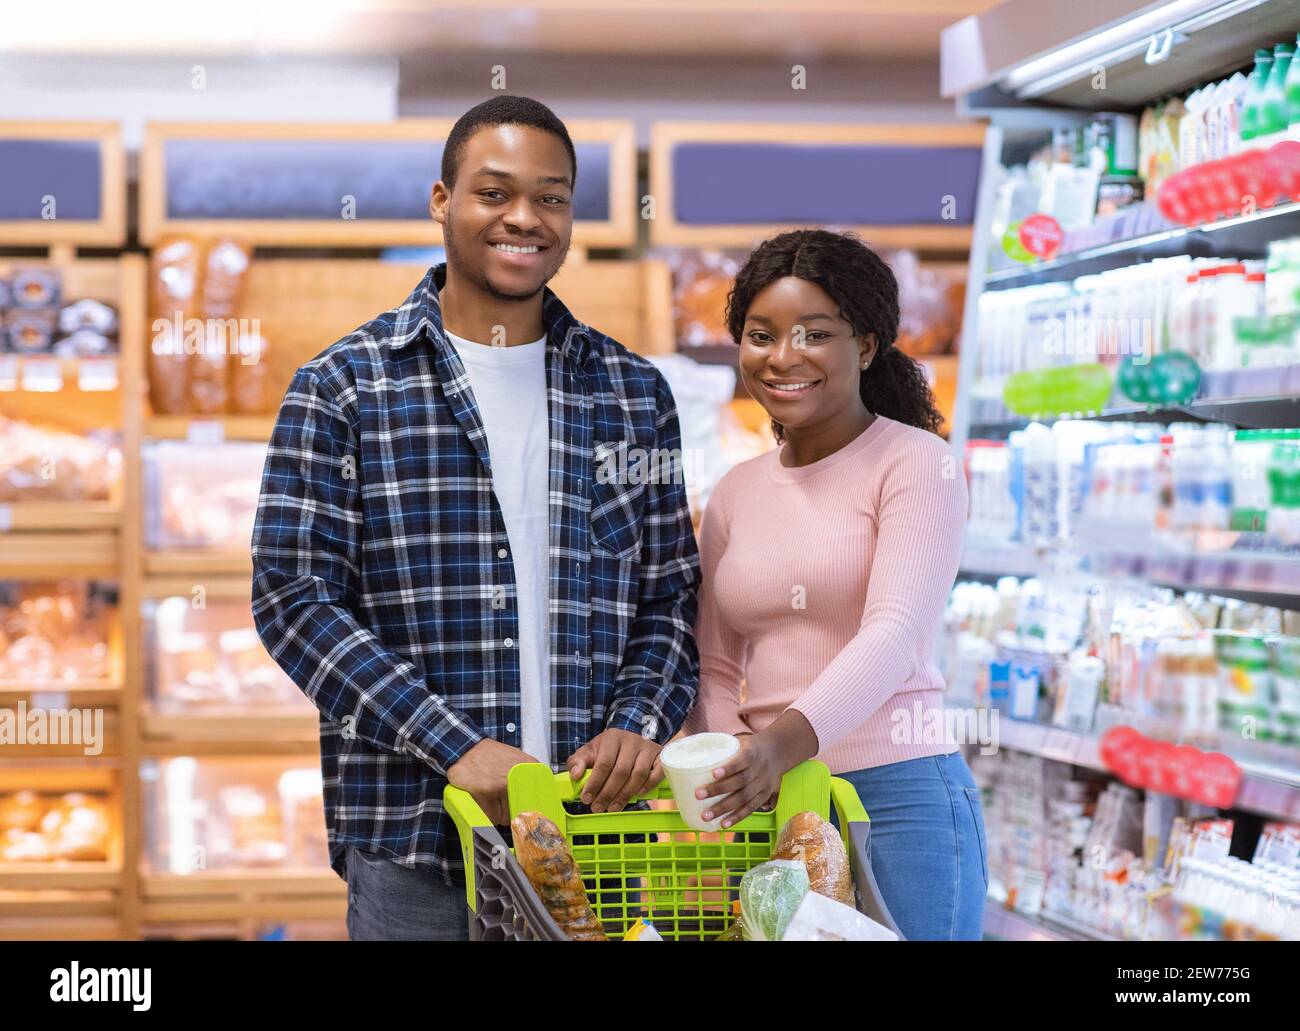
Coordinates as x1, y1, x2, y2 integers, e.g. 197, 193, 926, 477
149, 237, 201, 415
230, 332, 270, 414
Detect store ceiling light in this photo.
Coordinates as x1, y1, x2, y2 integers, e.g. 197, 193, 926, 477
2, 0, 355, 53
1003, 0, 1270, 99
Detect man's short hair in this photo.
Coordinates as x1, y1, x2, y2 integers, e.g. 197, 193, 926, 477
441, 95, 577, 192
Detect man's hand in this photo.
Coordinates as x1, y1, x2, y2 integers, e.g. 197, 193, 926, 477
447, 739, 541, 827
566, 729, 663, 813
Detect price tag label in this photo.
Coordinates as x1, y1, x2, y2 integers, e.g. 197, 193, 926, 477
186, 420, 225, 445
0, 355, 18, 391
30, 691, 70, 710
21, 357, 63, 392
77, 357, 119, 392
0, 503, 11, 532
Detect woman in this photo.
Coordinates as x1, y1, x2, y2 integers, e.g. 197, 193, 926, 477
683, 228, 987, 940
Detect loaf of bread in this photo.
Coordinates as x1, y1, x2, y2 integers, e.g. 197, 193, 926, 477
772, 810, 853, 906
511, 811, 607, 941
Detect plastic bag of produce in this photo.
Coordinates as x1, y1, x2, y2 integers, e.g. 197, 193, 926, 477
781, 888, 899, 941
739, 859, 809, 941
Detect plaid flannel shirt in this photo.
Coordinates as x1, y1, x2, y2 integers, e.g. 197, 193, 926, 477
251, 263, 700, 886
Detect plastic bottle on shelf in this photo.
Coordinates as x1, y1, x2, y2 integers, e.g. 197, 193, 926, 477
1241, 49, 1275, 149
1021, 423, 1059, 544
1210, 263, 1257, 369
1257, 43, 1296, 150
1288, 33, 1300, 141
1223, 71, 1250, 155
1199, 426, 1233, 531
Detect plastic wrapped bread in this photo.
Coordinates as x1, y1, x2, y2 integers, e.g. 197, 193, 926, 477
772, 810, 853, 906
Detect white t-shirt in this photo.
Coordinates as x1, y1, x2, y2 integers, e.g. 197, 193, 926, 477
444, 329, 552, 767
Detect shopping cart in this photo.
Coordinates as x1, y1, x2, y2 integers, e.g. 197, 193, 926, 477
445, 759, 903, 940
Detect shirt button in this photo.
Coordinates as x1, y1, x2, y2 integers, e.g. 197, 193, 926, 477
498, 548, 508, 559
504, 638, 514, 648
506, 722, 517, 733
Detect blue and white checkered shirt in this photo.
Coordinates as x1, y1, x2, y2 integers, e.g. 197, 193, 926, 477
251, 263, 700, 885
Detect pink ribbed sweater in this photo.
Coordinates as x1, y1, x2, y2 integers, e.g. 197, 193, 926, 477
683, 415, 968, 774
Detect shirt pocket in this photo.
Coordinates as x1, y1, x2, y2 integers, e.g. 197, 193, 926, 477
590, 443, 646, 559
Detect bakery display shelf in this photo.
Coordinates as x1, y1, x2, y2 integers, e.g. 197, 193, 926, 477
0, 501, 121, 532
144, 551, 253, 577
0, 532, 118, 578
0, 766, 123, 889
986, 713, 1300, 823
140, 868, 344, 922
983, 201, 1300, 292
140, 706, 319, 746
145, 415, 276, 443
0, 888, 116, 918
0, 679, 122, 707
141, 896, 346, 925
0, 915, 122, 940
137, 734, 320, 758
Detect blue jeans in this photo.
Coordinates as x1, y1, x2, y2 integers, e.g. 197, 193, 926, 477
832, 751, 988, 941
345, 845, 469, 941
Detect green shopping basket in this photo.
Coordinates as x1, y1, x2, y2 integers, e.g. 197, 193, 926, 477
444, 759, 903, 941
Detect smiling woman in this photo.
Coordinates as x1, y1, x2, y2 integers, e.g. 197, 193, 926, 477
684, 227, 985, 940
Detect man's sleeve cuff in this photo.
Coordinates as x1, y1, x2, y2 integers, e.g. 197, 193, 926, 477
605, 697, 670, 744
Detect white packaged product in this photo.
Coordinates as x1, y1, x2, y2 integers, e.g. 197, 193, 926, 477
781, 888, 899, 941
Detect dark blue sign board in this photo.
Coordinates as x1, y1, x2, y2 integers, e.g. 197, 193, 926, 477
162, 139, 612, 222
0, 138, 102, 221
671, 142, 981, 226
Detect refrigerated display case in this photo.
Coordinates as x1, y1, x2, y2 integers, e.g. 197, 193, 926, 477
941, 0, 1300, 941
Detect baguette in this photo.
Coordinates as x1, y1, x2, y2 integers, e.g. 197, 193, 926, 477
773, 810, 853, 906
511, 811, 607, 941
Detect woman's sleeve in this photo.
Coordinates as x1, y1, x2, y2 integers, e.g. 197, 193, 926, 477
682, 475, 751, 738
786, 433, 968, 752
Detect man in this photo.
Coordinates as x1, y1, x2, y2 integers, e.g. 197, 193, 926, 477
251, 96, 700, 940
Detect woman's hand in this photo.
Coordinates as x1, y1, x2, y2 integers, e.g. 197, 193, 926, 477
697, 712, 819, 829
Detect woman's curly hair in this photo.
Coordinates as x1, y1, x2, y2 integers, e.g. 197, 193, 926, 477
725, 229, 944, 441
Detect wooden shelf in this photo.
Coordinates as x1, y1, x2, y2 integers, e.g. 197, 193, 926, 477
140, 867, 344, 922
142, 574, 253, 600
144, 551, 252, 577
0, 860, 121, 891
0, 915, 122, 939
0, 532, 118, 578
145, 415, 275, 443
0, 679, 122, 707
140, 706, 318, 747
0, 501, 121, 532
0, 889, 116, 918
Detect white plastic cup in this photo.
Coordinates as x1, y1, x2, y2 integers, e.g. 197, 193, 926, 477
659, 733, 740, 832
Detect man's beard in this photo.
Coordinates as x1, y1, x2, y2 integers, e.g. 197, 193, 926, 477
444, 216, 568, 302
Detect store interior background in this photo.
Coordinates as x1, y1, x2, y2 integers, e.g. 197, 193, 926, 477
2, 0, 1299, 941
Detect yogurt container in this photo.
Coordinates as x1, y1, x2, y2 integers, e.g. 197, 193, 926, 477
658, 733, 740, 832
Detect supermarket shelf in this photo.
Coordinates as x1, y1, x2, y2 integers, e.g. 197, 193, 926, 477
983, 201, 1300, 292
961, 537, 1300, 608
140, 868, 345, 922
144, 550, 253, 577
145, 415, 276, 443
969, 370, 1300, 438
142, 574, 253, 600
0, 532, 118, 579
982, 901, 1109, 941
987, 716, 1300, 823
0, 679, 122, 707
0, 501, 121, 532
140, 706, 319, 746
0, 889, 116, 919
0, 915, 122, 940
0, 861, 121, 891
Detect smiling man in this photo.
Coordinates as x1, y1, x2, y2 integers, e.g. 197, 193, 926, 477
251, 96, 700, 940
